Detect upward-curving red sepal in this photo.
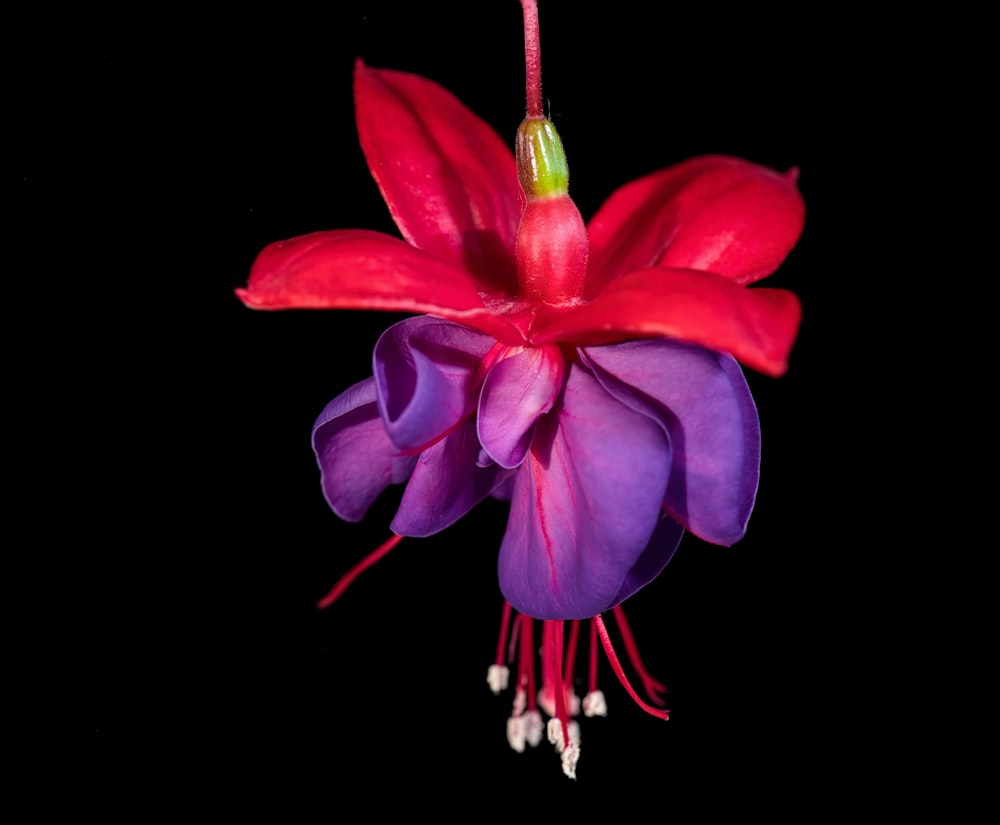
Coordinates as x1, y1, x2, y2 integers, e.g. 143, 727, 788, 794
585, 156, 804, 297
354, 60, 522, 297
236, 229, 525, 345
531, 268, 801, 376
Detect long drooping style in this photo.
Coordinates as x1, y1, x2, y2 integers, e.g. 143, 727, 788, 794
237, 0, 803, 778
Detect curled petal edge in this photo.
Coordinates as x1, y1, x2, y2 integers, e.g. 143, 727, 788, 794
354, 60, 521, 296
586, 154, 805, 293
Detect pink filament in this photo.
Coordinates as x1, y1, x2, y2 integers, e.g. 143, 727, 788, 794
316, 534, 404, 609
495, 600, 514, 667
564, 619, 580, 687
613, 605, 669, 705
588, 619, 599, 694
594, 614, 670, 721
549, 620, 571, 748
522, 617, 537, 710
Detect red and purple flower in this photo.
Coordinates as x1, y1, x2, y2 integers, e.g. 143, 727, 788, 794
237, 2, 802, 778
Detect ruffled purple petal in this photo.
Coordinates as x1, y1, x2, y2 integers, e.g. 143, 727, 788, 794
582, 339, 760, 546
374, 317, 496, 452
311, 378, 417, 521
607, 514, 685, 608
391, 419, 515, 537
497, 364, 671, 619
478, 344, 564, 469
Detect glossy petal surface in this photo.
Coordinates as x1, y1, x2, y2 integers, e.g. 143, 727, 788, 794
532, 268, 801, 377
312, 378, 413, 521
373, 317, 495, 451
586, 155, 804, 295
237, 230, 524, 344
497, 364, 671, 619
391, 420, 515, 537
355, 60, 521, 296
478, 344, 565, 469
583, 340, 759, 545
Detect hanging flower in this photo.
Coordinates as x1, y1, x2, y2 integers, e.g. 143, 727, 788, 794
237, 0, 803, 778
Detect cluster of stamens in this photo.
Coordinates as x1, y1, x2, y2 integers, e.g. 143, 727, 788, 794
487, 601, 669, 779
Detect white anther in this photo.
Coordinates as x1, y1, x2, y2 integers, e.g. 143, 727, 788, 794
487, 664, 509, 695
547, 717, 563, 749
507, 715, 527, 753
560, 740, 581, 780
524, 709, 544, 747
512, 687, 527, 715
583, 689, 608, 717
567, 719, 581, 745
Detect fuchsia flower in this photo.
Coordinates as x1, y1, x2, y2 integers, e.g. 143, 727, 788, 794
237, 1, 802, 778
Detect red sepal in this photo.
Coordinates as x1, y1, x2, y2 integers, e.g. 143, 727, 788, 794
236, 229, 525, 344
354, 60, 522, 298
532, 268, 801, 376
586, 155, 804, 297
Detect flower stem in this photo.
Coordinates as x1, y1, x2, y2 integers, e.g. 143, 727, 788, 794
520, 0, 543, 118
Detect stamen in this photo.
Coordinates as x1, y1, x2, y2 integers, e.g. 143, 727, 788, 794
507, 714, 528, 753
550, 621, 571, 750
546, 719, 581, 779
520, 616, 538, 711
588, 617, 599, 694
316, 533, 403, 609
512, 687, 527, 716
494, 600, 514, 667
594, 614, 670, 721
561, 740, 580, 780
583, 689, 608, 717
487, 664, 509, 695
564, 619, 580, 687
524, 709, 544, 748
612, 605, 669, 706
508, 611, 524, 664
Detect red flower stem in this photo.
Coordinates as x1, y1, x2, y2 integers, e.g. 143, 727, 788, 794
520, 0, 543, 118
315, 534, 403, 609
594, 614, 670, 721
495, 600, 514, 667
612, 605, 668, 704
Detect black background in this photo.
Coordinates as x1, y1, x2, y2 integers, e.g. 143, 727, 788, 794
27, 0, 883, 812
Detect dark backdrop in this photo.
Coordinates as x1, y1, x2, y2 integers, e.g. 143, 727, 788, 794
34, 1, 868, 812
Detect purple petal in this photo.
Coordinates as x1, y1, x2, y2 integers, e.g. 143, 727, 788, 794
607, 514, 685, 608
374, 317, 496, 452
497, 364, 672, 619
391, 419, 515, 537
311, 378, 417, 521
582, 339, 760, 546
478, 344, 565, 469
